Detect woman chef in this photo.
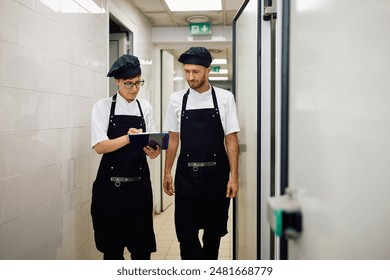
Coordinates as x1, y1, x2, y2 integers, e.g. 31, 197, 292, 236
90, 54, 160, 260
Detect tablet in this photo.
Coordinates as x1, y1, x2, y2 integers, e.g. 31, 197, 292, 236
128, 132, 170, 150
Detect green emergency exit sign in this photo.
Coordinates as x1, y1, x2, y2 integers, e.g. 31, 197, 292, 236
211, 66, 220, 72
189, 22, 211, 35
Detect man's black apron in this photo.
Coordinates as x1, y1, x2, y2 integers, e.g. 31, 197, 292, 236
91, 94, 156, 254
174, 87, 231, 243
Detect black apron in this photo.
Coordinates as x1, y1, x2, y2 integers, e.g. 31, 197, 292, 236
174, 87, 231, 240
91, 94, 156, 254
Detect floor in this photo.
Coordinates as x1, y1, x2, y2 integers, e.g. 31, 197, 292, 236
124, 202, 233, 260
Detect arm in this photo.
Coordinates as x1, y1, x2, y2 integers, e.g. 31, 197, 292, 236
141, 100, 161, 159
225, 132, 239, 198
163, 132, 179, 196
94, 128, 141, 155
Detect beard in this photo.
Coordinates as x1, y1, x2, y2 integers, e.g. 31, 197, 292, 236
188, 76, 207, 90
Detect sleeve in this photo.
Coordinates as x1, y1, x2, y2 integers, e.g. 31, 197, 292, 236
143, 100, 157, 132
90, 100, 110, 148
163, 94, 180, 133
224, 92, 240, 135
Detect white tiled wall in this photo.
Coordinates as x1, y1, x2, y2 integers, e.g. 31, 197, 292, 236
0, 0, 154, 260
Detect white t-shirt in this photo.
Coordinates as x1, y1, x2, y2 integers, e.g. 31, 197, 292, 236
91, 92, 157, 148
163, 86, 240, 135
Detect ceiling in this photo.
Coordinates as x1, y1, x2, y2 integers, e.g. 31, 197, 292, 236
130, 0, 244, 27
129, 0, 245, 81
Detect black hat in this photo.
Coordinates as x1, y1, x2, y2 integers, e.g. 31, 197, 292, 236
178, 46, 212, 68
107, 54, 141, 79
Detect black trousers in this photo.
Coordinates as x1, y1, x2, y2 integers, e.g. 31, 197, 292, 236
103, 251, 151, 260
175, 194, 229, 260
179, 230, 222, 260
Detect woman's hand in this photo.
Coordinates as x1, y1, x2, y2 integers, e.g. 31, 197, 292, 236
128, 128, 143, 134
143, 145, 161, 159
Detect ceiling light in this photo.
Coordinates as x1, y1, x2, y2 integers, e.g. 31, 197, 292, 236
211, 59, 227, 64
208, 48, 222, 53
165, 0, 222, 12
209, 77, 228, 81
187, 15, 209, 23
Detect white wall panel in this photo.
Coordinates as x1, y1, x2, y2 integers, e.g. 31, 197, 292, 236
0, 0, 18, 44
0, 87, 19, 132
0, 0, 111, 259
0, 41, 37, 90
158, 50, 175, 212
288, 0, 390, 259
0, 176, 19, 224
234, 0, 258, 260
18, 5, 49, 54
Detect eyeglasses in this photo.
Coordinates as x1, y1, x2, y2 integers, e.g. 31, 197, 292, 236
123, 80, 145, 89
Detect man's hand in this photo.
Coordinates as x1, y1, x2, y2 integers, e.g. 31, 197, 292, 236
163, 172, 174, 196
226, 179, 239, 198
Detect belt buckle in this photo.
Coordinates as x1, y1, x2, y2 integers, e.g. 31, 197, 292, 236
188, 161, 216, 171
110, 176, 141, 187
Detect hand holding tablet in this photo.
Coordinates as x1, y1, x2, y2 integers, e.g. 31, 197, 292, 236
128, 132, 170, 150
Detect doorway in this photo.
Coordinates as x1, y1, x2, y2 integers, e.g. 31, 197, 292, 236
108, 16, 133, 96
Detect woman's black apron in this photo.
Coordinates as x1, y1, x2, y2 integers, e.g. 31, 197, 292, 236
91, 94, 156, 254
174, 87, 231, 241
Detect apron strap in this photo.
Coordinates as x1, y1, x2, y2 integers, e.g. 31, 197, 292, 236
182, 87, 219, 112
136, 99, 145, 120
211, 87, 220, 113
182, 89, 190, 112
110, 94, 117, 118
109, 94, 146, 130
108, 94, 117, 130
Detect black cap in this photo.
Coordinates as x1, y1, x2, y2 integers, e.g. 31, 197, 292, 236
178, 46, 212, 68
107, 54, 141, 79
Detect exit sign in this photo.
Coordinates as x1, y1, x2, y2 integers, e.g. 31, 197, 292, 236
211, 66, 220, 72
189, 22, 211, 35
